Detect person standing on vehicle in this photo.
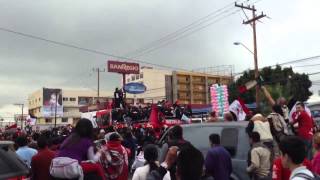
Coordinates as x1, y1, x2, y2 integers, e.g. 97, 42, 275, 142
159, 125, 190, 180
205, 134, 232, 180
247, 132, 271, 180
290, 102, 314, 159
279, 136, 314, 179
114, 87, 121, 108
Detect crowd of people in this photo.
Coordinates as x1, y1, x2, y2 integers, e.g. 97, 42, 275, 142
3, 85, 320, 180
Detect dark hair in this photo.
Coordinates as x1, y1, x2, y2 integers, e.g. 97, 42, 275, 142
32, 133, 40, 141
249, 132, 260, 143
109, 133, 121, 141
15, 136, 28, 147
279, 136, 306, 164
60, 118, 93, 149
37, 136, 48, 149
169, 125, 183, 140
177, 145, 204, 180
144, 144, 158, 172
296, 102, 305, 109
272, 105, 284, 117
75, 118, 93, 138
209, 134, 220, 145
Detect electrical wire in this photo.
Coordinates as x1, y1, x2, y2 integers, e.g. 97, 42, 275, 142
126, 0, 264, 58
131, 9, 241, 58
125, 0, 244, 57
0, 27, 190, 72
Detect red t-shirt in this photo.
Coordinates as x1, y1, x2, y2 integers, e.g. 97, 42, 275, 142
272, 157, 312, 180
312, 151, 320, 174
292, 111, 314, 140
31, 148, 55, 180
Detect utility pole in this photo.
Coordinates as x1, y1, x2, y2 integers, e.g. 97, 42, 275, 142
14, 103, 24, 129
235, 2, 266, 109
92, 68, 106, 103
54, 90, 58, 128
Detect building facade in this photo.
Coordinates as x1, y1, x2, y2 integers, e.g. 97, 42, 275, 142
171, 71, 232, 104
126, 67, 172, 103
28, 89, 113, 128
126, 67, 233, 105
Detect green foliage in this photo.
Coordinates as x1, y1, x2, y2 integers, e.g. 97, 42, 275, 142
229, 65, 313, 104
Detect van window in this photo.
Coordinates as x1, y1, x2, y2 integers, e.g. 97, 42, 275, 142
183, 126, 223, 155
221, 128, 239, 157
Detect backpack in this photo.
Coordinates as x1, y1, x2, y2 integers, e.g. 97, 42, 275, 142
293, 172, 320, 180
100, 145, 128, 179
50, 157, 83, 180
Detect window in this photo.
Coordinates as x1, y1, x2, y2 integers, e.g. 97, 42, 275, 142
220, 128, 239, 157
135, 74, 140, 80
127, 78, 130, 83
132, 76, 135, 81
63, 97, 68, 101
70, 97, 76, 101
45, 118, 52, 123
62, 118, 68, 123
140, 73, 143, 79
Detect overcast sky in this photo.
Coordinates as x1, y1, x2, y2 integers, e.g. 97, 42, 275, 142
1, 0, 320, 120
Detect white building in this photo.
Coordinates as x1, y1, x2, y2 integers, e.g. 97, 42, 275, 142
126, 67, 172, 103
28, 88, 113, 128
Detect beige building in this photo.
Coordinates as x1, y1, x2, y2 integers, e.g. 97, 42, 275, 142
172, 71, 232, 104
126, 67, 233, 105
126, 67, 172, 103
28, 88, 113, 128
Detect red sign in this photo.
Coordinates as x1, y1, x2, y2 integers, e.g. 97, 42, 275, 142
108, 60, 140, 74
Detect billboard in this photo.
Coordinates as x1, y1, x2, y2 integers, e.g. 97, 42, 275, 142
42, 88, 63, 117
107, 60, 140, 74
124, 82, 147, 94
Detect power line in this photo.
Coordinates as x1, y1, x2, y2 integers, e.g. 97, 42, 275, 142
309, 71, 320, 76
294, 64, 320, 68
278, 55, 320, 66
125, 0, 242, 57
126, 0, 264, 58
131, 9, 241, 58
0, 27, 190, 72
234, 55, 320, 75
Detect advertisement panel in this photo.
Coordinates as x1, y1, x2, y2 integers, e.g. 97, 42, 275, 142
107, 60, 140, 74
42, 88, 63, 117
78, 97, 93, 106
124, 82, 147, 94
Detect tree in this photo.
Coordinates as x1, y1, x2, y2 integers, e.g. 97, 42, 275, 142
229, 65, 312, 105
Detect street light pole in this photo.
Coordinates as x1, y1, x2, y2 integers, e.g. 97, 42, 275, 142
233, 42, 254, 55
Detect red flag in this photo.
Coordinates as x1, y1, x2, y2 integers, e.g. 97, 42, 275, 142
6, 123, 17, 130
149, 104, 161, 128
237, 97, 250, 114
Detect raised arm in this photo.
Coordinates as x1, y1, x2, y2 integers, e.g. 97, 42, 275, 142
261, 86, 276, 106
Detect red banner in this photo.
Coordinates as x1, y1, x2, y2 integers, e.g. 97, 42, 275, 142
107, 61, 140, 74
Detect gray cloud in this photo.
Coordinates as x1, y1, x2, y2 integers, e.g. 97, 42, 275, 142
0, 0, 320, 111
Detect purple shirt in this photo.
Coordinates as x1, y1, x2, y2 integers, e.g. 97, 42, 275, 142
57, 137, 93, 162
205, 146, 232, 180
